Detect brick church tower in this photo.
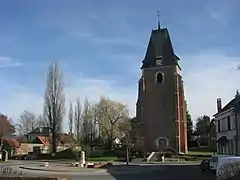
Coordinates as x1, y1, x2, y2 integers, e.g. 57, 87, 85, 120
136, 24, 188, 154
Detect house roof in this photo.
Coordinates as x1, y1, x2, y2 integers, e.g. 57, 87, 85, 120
36, 136, 51, 145
57, 133, 76, 145
235, 96, 240, 111
221, 98, 236, 112
2, 138, 20, 148
15, 135, 28, 143
35, 133, 76, 146
27, 127, 49, 135
214, 96, 240, 116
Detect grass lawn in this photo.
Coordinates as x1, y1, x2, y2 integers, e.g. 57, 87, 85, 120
187, 151, 214, 156
87, 156, 118, 162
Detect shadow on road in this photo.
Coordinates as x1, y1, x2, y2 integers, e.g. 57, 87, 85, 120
102, 164, 216, 180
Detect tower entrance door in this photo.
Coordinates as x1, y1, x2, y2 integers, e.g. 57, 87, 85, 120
155, 137, 169, 151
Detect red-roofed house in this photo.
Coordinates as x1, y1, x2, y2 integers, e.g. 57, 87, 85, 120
1, 138, 23, 157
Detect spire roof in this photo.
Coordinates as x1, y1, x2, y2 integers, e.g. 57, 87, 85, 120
141, 27, 180, 69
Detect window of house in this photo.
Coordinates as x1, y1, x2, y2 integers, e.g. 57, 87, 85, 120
219, 144, 223, 154
227, 116, 231, 130
231, 115, 236, 129
230, 140, 234, 154
218, 120, 221, 132
156, 72, 164, 84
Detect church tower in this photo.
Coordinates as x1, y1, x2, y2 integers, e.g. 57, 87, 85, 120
136, 24, 188, 154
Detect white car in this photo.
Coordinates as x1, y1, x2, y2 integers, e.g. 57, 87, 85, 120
216, 156, 240, 180
209, 155, 233, 172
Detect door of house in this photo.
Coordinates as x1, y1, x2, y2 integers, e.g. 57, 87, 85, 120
33, 147, 40, 155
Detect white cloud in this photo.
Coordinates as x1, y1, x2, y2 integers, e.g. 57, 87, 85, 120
0, 74, 137, 132
182, 53, 240, 122
0, 57, 22, 67
0, 53, 239, 132
56, 29, 146, 48
206, 0, 237, 26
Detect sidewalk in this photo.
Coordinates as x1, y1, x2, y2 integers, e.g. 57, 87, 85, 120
0, 160, 24, 166
19, 165, 106, 173
19, 164, 165, 175
143, 161, 201, 165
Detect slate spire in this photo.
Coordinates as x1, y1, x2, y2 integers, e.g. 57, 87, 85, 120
141, 25, 180, 69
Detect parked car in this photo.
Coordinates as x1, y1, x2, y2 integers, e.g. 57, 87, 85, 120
200, 159, 210, 172
209, 155, 234, 172
216, 156, 240, 180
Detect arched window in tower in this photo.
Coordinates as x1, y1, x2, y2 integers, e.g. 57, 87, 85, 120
156, 72, 164, 84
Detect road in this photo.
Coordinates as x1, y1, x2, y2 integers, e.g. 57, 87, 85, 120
70, 165, 216, 180
16, 165, 217, 180
0, 161, 217, 180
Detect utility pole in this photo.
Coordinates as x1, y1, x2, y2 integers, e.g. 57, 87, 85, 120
126, 131, 130, 166
126, 146, 129, 166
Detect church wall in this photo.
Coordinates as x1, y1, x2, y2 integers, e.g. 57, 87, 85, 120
178, 75, 187, 153
141, 66, 178, 151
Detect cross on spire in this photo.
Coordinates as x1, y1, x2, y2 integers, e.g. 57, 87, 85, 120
157, 11, 160, 29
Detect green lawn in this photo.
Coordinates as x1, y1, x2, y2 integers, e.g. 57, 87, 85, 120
187, 151, 214, 156
87, 156, 118, 162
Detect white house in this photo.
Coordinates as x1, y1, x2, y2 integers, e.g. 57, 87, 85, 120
214, 94, 240, 155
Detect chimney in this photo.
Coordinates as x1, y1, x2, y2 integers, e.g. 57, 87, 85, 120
217, 98, 222, 112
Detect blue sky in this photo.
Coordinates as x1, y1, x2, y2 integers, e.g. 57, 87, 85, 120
0, 0, 240, 130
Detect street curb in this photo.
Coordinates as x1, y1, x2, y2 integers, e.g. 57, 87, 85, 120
19, 165, 165, 175
147, 163, 200, 166
19, 166, 106, 173
0, 163, 23, 166
143, 162, 201, 165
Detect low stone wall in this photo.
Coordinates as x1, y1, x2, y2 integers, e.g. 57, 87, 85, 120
0, 177, 68, 180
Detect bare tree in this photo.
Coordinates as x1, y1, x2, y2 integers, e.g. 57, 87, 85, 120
16, 111, 40, 135
74, 97, 82, 144
68, 102, 73, 135
43, 61, 65, 156
96, 97, 130, 149
0, 114, 12, 150
81, 98, 94, 144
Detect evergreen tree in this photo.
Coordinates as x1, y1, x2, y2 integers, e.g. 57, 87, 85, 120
185, 101, 193, 146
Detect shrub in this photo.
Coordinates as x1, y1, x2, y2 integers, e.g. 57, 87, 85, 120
0, 165, 23, 177
156, 152, 164, 161
164, 152, 174, 158
53, 149, 76, 159
184, 157, 197, 161
162, 148, 177, 158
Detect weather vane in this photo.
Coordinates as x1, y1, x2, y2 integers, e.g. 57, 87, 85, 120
157, 10, 160, 29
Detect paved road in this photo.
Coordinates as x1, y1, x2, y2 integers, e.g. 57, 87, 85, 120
73, 165, 216, 180
14, 164, 216, 180
0, 161, 217, 180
